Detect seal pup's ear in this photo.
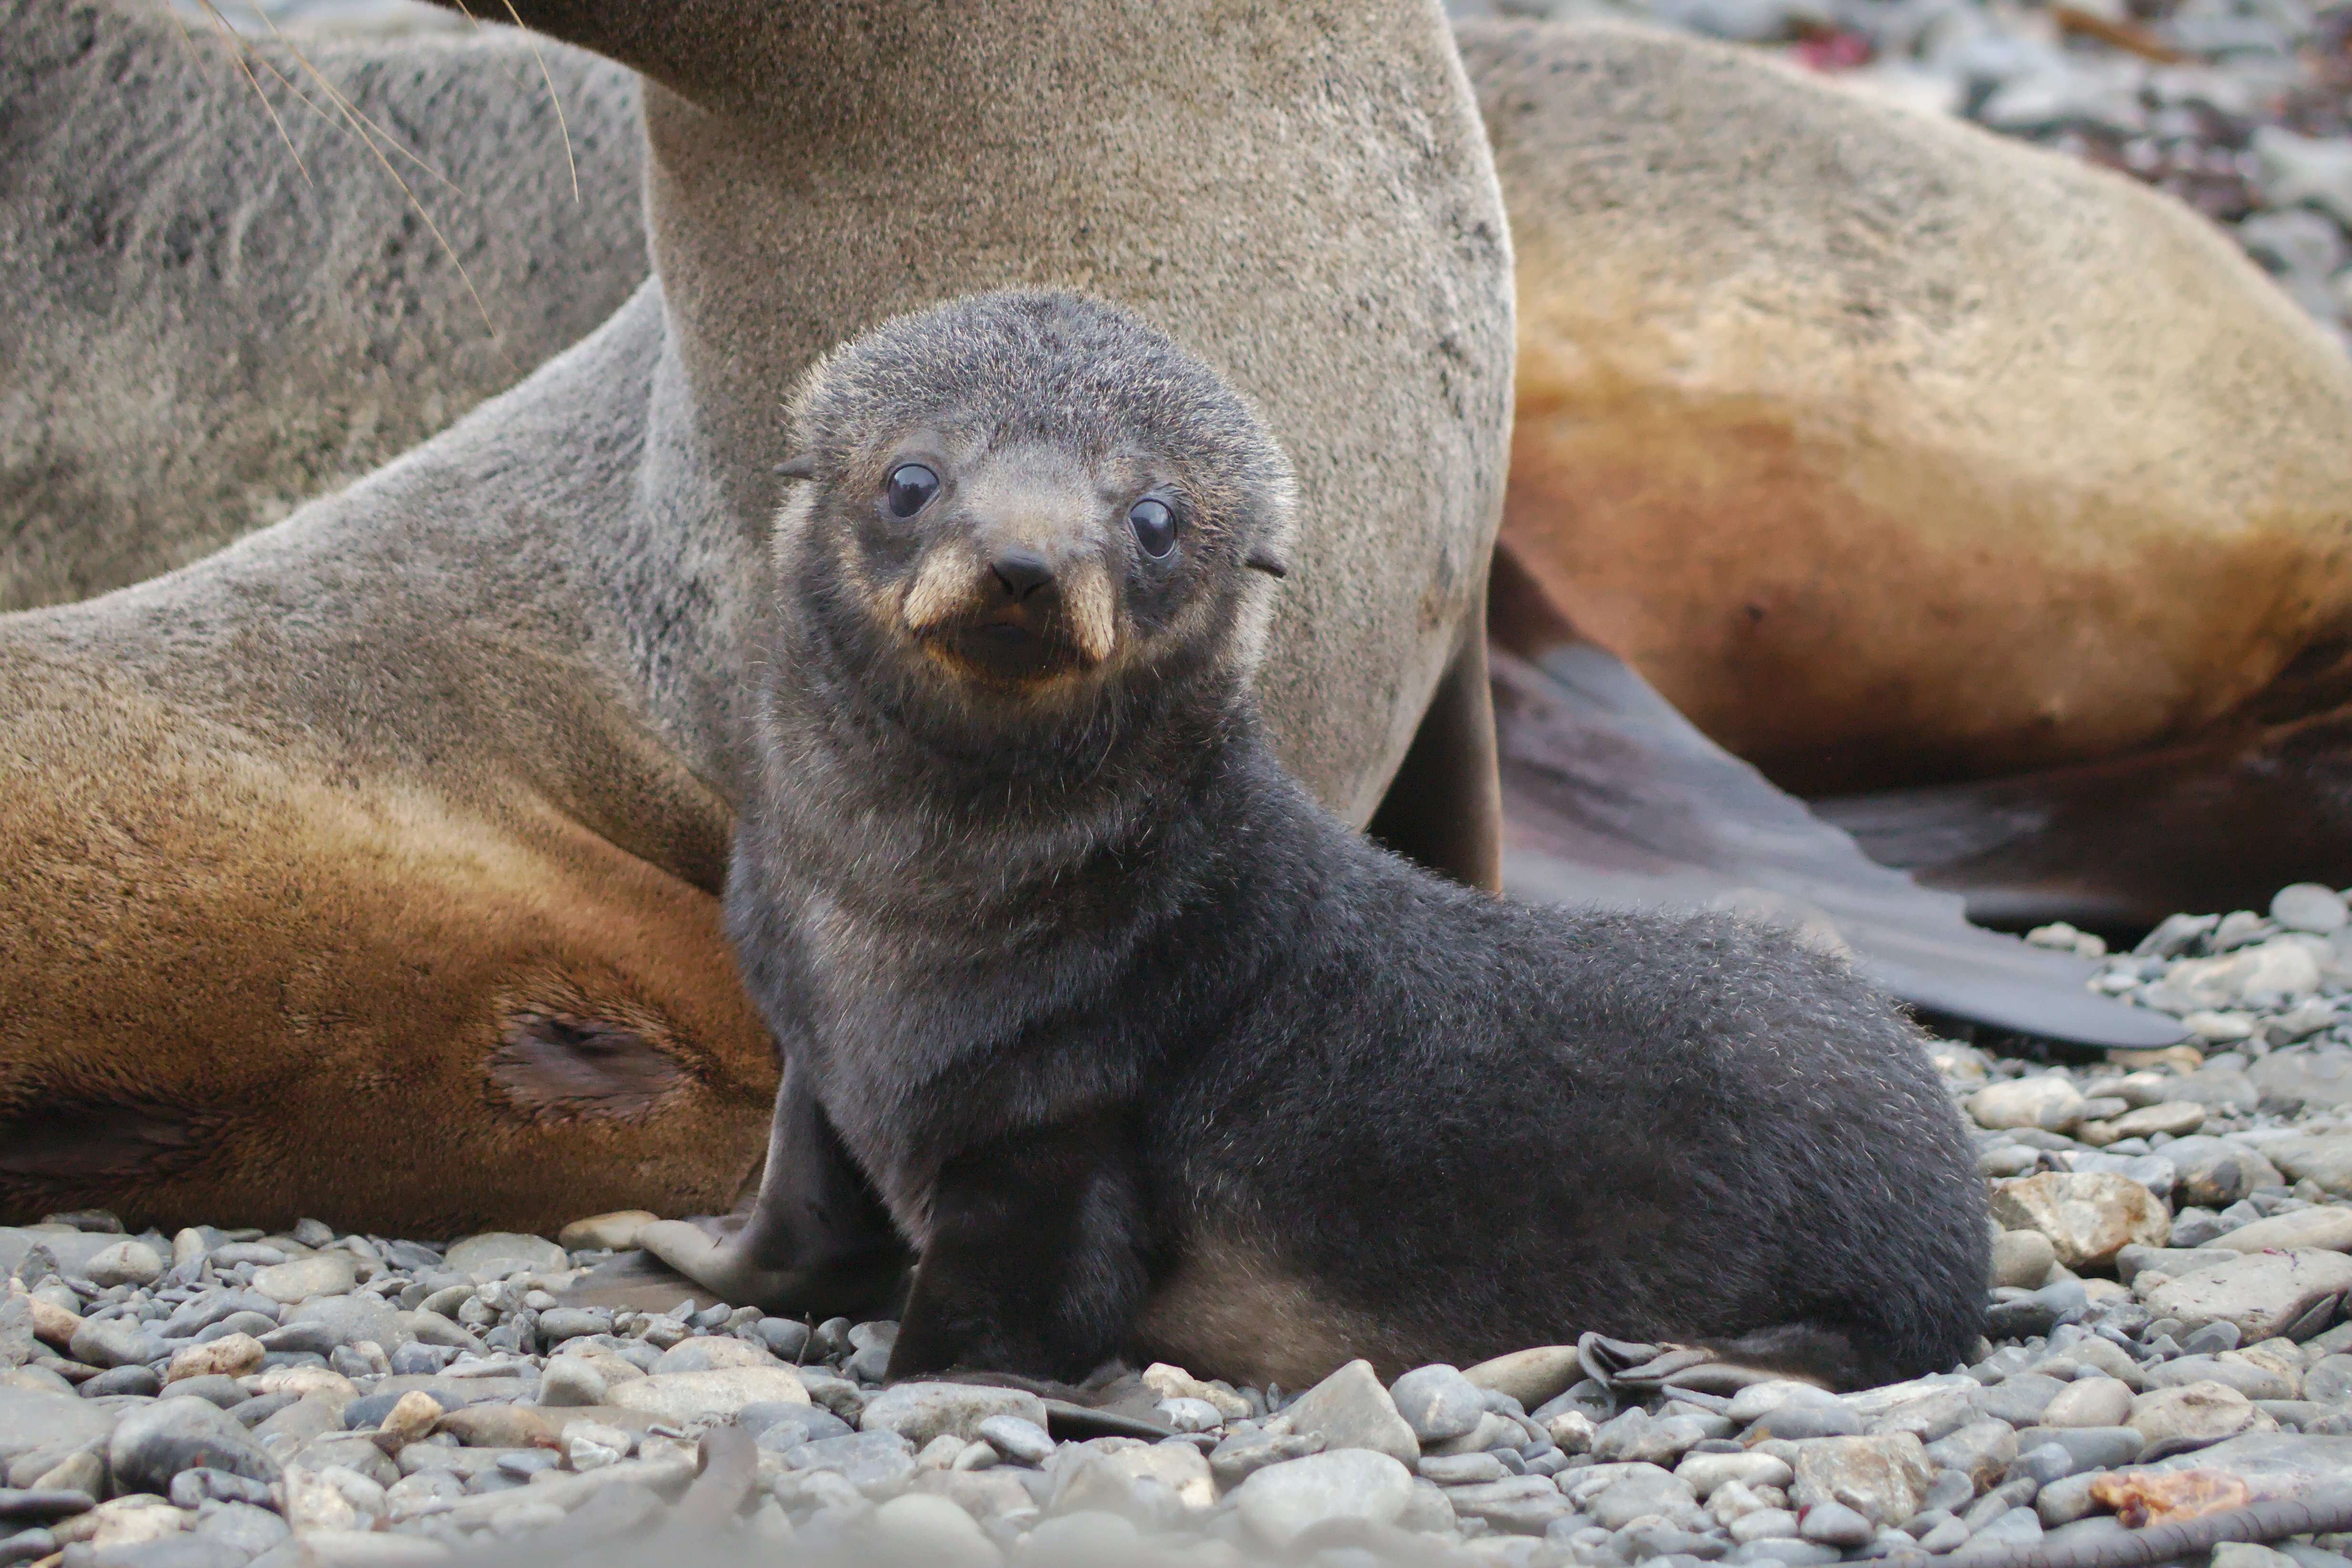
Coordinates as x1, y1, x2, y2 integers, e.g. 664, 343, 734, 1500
774, 456, 817, 480
1246, 550, 1288, 580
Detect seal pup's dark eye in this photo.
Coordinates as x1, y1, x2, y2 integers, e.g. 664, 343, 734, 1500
1129, 497, 1177, 558
885, 464, 940, 518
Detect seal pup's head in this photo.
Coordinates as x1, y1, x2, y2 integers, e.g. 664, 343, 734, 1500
771, 291, 1295, 746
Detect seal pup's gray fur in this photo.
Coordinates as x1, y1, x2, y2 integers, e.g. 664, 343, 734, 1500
728, 290, 1989, 1391
0, 0, 1512, 1236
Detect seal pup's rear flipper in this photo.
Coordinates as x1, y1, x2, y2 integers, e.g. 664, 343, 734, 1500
1489, 551, 2182, 1051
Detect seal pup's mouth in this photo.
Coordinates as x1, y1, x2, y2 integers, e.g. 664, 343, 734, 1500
917, 605, 1100, 685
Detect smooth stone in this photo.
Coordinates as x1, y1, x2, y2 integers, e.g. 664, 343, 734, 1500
1788, 1434, 1932, 1527
2007, 1425, 2145, 1472
433, 1406, 554, 1449
110, 1397, 280, 1493
1923, 1421, 2018, 1489
1677, 1453, 1793, 1500
1050, 1440, 1213, 1514
2041, 1379, 2135, 1428
1280, 1360, 1419, 1464
1726, 1541, 1839, 1566
534, 1308, 612, 1345
1725, 1383, 1845, 1423
285, 1296, 410, 1351
650, 1337, 777, 1374
1594, 1407, 1713, 1464
2143, 1249, 2352, 1340
747, 1404, 854, 1451
1389, 1364, 1486, 1443
555, 1214, 656, 1253
2129, 1381, 2269, 1447
441, 1235, 566, 1278
1990, 1173, 2172, 1267
1231, 1449, 1415, 1547
536, 1357, 606, 1408
861, 1383, 1049, 1449
976, 1415, 1054, 1466
82, 1364, 161, 1398
1969, 1078, 2089, 1132
1746, 1403, 1865, 1442
249, 1256, 355, 1307
2252, 1050, 2352, 1113
2142, 1355, 2300, 1402
83, 1242, 164, 1290
2118, 1245, 2238, 1286
2168, 1138, 2290, 1208
1971, 1374, 2068, 1427
604, 1366, 808, 1424
775, 1430, 918, 1499
1578, 1466, 1706, 1531
192, 1500, 289, 1556
2273, 885, 2350, 935
2242, 1133, 2352, 1197
867, 1492, 1002, 1568
1207, 1429, 1326, 1491
2078, 1103, 2208, 1146
1990, 1230, 2058, 1290
1444, 1475, 1575, 1534
1800, 1501, 1873, 1547
166, 1336, 265, 1386
1461, 1346, 1584, 1412
2208, 1208, 2352, 1253
68, 1318, 164, 1371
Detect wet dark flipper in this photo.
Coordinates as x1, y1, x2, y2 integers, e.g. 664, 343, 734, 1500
1486, 553, 2182, 1051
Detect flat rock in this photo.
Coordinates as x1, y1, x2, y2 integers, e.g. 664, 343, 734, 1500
2147, 1430, 2352, 1480
1991, 1230, 2059, 1289
1231, 1449, 1416, 1547
1788, 1433, 1932, 1526
2242, 1133, 2352, 1197
859, 1382, 1048, 1448
434, 1405, 556, 1448
167, 1335, 265, 1385
555, 1214, 656, 1253
110, 1397, 280, 1494
1969, 1077, 2088, 1132
2042, 1378, 2136, 1429
2167, 1138, 2289, 1209
83, 1241, 164, 1289
1281, 1359, 1419, 1464
2251, 1049, 2352, 1111
651, 1337, 777, 1374
773, 1430, 917, 1498
2143, 1356, 2299, 1402
1991, 1172, 2172, 1267
2130, 1381, 2272, 1447
1460, 1345, 1583, 1411
286, 1296, 410, 1350
867, 1492, 1000, 1568
2142, 1249, 2352, 1340
2209, 1208, 2352, 1253
1922, 1420, 2017, 1488
442, 1234, 566, 1278
249, 1255, 355, 1306
605, 1366, 807, 1425
68, 1317, 164, 1370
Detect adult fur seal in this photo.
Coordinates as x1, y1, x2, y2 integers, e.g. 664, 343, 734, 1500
0, 0, 1513, 1234
723, 290, 1989, 1390
0, 0, 2170, 1061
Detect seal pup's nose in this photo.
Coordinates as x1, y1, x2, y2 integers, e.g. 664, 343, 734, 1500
990, 551, 1056, 603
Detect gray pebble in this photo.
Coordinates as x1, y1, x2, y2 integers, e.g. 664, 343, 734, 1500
110, 1396, 280, 1494
1390, 1364, 1486, 1443
1800, 1501, 1874, 1548
975, 1415, 1054, 1467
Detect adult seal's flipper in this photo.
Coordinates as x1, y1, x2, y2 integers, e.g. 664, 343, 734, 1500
1488, 555, 2182, 1050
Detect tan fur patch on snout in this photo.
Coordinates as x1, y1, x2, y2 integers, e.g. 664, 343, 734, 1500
898, 549, 1120, 669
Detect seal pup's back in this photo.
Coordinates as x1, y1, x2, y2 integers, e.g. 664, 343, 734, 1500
733, 290, 1989, 1391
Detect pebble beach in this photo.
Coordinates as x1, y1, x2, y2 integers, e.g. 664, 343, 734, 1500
9, 882, 2352, 1568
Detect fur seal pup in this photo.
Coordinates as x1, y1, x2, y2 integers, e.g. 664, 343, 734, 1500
726, 290, 1988, 1390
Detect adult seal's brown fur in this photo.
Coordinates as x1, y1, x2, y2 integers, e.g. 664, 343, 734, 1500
0, 0, 1515, 1233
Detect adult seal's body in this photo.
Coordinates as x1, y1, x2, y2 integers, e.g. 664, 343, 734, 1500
718, 291, 1989, 1390
0, 0, 1513, 1232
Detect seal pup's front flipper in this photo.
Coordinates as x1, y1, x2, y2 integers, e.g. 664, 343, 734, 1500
1489, 549, 2183, 1051
629, 1056, 909, 1317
